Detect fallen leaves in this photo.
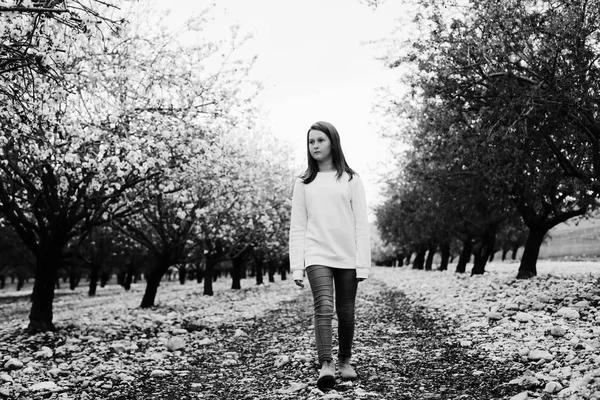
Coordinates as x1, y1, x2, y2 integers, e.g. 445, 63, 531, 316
372, 260, 600, 399
0, 261, 598, 399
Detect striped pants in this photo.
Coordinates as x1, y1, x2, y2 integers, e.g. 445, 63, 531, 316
306, 264, 358, 364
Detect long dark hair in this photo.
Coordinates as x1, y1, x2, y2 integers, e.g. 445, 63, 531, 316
300, 121, 355, 184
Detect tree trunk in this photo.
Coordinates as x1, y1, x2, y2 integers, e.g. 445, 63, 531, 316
472, 232, 495, 275
456, 238, 472, 273
280, 258, 287, 281
501, 245, 509, 261
395, 252, 404, 267
404, 252, 412, 266
140, 256, 171, 308
439, 243, 450, 271
69, 268, 80, 290
124, 264, 134, 291
28, 249, 61, 333
412, 249, 425, 270
511, 243, 519, 260
203, 255, 217, 296
195, 261, 203, 284
88, 262, 99, 297
471, 251, 486, 275
100, 270, 110, 287
516, 226, 547, 279
179, 265, 186, 284
255, 260, 264, 285
231, 256, 243, 290
268, 260, 276, 283
424, 244, 435, 271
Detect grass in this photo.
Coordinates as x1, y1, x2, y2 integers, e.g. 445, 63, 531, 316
538, 216, 600, 260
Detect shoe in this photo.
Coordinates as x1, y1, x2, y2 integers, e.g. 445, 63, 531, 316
317, 374, 335, 391
338, 358, 358, 380
317, 360, 335, 391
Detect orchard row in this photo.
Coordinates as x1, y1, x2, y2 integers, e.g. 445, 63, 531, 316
0, 2, 293, 332
374, 0, 600, 276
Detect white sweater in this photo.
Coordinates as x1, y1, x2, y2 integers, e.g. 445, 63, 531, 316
289, 171, 371, 280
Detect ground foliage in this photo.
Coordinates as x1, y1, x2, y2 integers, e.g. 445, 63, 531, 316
0, 272, 533, 400
112, 281, 525, 400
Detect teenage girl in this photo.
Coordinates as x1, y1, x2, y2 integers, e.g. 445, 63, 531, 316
289, 121, 371, 391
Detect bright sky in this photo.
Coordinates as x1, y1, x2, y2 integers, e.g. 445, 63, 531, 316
157, 0, 411, 211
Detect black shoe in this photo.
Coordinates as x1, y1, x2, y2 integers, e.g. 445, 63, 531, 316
317, 374, 335, 391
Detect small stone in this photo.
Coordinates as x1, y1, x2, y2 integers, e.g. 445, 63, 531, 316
537, 294, 551, 303
531, 302, 545, 310
30, 381, 58, 391
34, 346, 53, 358
197, 338, 214, 346
171, 328, 188, 335
528, 350, 553, 361
150, 370, 171, 378
518, 348, 530, 356
487, 312, 503, 321
550, 326, 567, 337
293, 353, 310, 363
505, 303, 520, 311
460, 340, 473, 347
47, 368, 62, 377
0, 387, 10, 397
509, 373, 539, 386
166, 337, 186, 352
0, 373, 13, 382
118, 373, 134, 382
274, 355, 290, 368
4, 358, 23, 370
65, 337, 82, 345
515, 312, 533, 323
109, 343, 127, 354
234, 329, 247, 337
556, 307, 580, 319
573, 301, 590, 308
544, 381, 563, 393
510, 391, 529, 400
222, 358, 237, 366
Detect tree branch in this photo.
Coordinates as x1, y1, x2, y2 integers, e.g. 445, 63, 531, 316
0, 6, 67, 13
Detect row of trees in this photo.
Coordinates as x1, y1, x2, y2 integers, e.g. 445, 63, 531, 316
374, 0, 600, 277
0, 1, 294, 332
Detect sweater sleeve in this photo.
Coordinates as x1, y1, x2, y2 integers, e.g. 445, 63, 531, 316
350, 175, 371, 279
289, 178, 307, 280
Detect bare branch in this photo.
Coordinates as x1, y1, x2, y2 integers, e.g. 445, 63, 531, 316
0, 6, 68, 13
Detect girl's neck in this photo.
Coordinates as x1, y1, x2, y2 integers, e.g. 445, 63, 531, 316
317, 160, 335, 172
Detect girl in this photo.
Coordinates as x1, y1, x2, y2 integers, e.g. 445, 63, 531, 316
289, 121, 371, 391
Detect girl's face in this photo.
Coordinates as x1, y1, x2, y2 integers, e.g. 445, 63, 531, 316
308, 130, 332, 162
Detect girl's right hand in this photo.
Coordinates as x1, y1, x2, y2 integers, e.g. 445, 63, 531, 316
294, 279, 305, 288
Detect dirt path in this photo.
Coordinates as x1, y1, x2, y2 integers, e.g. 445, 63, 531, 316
111, 278, 524, 400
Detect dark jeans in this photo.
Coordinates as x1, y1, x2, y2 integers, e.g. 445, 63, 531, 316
306, 265, 358, 364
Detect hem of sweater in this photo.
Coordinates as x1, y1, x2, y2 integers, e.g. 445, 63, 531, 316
305, 256, 355, 270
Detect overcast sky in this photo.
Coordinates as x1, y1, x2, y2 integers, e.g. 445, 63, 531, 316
157, 0, 410, 210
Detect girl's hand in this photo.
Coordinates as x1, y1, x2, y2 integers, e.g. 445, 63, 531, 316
357, 278, 366, 282
294, 279, 305, 288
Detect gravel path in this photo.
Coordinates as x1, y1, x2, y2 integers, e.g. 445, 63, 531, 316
107, 278, 524, 400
